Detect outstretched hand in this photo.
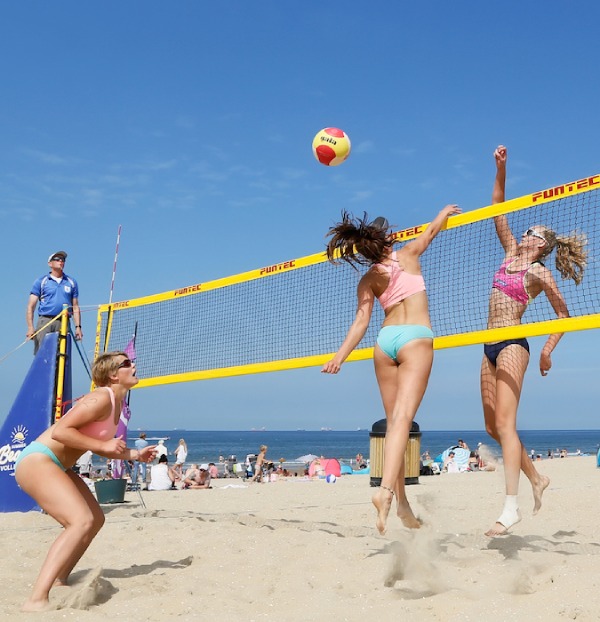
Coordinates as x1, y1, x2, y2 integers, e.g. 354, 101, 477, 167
139, 445, 158, 463
440, 204, 461, 219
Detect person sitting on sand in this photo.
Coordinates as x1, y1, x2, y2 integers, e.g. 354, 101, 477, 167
148, 454, 179, 490
468, 451, 479, 471
313, 458, 326, 478
208, 462, 219, 478
442, 451, 458, 473
184, 464, 212, 489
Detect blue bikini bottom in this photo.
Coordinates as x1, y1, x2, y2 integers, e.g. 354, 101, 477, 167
376, 325, 434, 360
15, 441, 67, 471
484, 338, 530, 367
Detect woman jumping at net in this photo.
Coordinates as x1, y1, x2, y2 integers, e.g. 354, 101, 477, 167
14, 352, 157, 611
321, 203, 460, 535
482, 145, 587, 536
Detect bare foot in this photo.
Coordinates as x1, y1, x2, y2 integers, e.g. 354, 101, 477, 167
485, 508, 521, 537
22, 598, 51, 612
532, 474, 550, 515
396, 500, 422, 529
372, 487, 394, 535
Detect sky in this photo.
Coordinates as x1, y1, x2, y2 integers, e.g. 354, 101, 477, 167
1, 1, 599, 432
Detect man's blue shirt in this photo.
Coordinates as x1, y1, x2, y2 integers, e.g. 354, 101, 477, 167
31, 272, 79, 316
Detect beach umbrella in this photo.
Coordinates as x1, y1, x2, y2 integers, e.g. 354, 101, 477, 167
296, 454, 318, 463
437, 447, 470, 469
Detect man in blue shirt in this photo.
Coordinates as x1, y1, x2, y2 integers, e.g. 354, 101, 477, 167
26, 250, 83, 354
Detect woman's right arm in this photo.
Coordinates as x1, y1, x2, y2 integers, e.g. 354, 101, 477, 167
407, 204, 461, 257
492, 145, 517, 254
52, 392, 127, 457
321, 277, 375, 374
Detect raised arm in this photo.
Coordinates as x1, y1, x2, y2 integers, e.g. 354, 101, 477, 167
407, 204, 461, 257
321, 276, 375, 374
492, 145, 517, 254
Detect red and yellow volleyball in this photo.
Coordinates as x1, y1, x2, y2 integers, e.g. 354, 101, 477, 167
312, 127, 351, 166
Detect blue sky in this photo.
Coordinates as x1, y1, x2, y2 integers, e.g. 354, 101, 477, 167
1, 2, 598, 432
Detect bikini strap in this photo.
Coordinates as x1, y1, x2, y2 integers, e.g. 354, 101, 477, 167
99, 386, 116, 419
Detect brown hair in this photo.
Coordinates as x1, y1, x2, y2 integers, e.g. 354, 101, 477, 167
537, 226, 587, 285
325, 211, 392, 268
92, 351, 128, 387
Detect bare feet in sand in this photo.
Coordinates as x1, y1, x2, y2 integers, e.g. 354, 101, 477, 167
485, 508, 522, 537
532, 474, 550, 515
372, 486, 394, 535
396, 500, 422, 530
21, 598, 51, 612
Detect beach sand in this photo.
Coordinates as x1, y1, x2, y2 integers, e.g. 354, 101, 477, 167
2, 456, 600, 621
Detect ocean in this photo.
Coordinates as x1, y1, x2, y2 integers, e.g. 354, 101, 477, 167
126, 429, 600, 466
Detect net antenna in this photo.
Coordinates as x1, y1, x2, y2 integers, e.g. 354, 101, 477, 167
109, 225, 122, 305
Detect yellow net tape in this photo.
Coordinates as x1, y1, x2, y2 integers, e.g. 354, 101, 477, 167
95, 173, 600, 388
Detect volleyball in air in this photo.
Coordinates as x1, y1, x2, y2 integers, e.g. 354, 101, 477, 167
326, 474, 337, 484
312, 127, 351, 166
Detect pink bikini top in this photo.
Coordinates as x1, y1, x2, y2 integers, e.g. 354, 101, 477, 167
492, 258, 536, 306
77, 386, 118, 441
376, 251, 426, 311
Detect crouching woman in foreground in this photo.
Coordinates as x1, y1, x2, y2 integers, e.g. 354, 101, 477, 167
15, 351, 156, 611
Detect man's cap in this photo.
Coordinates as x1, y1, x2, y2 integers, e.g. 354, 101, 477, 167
370, 216, 389, 231
48, 251, 68, 262
200, 463, 209, 470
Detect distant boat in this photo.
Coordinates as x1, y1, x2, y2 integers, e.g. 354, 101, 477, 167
320, 427, 333, 432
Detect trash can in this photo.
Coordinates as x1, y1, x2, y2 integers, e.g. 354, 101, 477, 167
369, 419, 421, 487
94, 478, 127, 503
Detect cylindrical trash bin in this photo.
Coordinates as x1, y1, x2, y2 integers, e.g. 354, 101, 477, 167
95, 478, 127, 503
369, 419, 421, 487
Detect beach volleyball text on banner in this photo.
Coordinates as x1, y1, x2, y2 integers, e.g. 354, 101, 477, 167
95, 173, 600, 388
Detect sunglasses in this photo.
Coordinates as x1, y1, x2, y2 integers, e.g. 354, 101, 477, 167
51, 256, 65, 262
524, 228, 546, 243
117, 359, 133, 369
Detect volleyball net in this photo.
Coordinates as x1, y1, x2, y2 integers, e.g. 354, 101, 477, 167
95, 173, 600, 388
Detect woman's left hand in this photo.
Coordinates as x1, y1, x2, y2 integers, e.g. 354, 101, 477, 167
321, 358, 341, 374
540, 351, 552, 376
103, 436, 127, 455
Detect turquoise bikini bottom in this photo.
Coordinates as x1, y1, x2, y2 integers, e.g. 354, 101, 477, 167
15, 441, 67, 471
376, 324, 434, 360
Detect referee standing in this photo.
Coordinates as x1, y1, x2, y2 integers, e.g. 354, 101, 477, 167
26, 250, 83, 353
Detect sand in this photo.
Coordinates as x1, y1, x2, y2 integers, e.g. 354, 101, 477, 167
1, 456, 599, 621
